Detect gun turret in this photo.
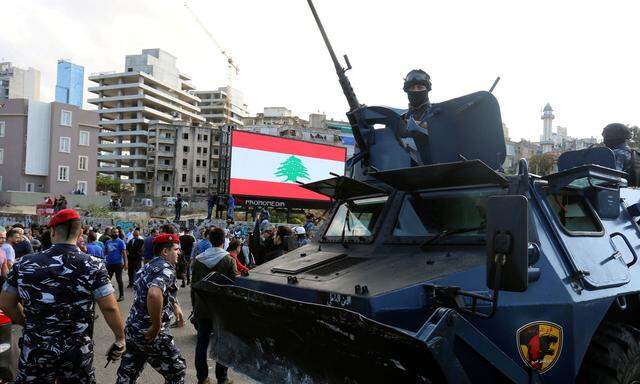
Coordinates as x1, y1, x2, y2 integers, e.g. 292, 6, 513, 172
306, 0, 369, 158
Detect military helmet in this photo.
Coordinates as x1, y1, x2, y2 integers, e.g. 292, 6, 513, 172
602, 123, 631, 142
403, 69, 432, 92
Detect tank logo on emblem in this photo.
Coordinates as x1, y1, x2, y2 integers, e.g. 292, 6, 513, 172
516, 321, 563, 373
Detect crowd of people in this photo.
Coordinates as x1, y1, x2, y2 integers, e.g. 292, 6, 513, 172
0, 206, 318, 384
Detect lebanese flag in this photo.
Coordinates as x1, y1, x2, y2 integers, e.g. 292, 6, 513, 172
230, 131, 346, 201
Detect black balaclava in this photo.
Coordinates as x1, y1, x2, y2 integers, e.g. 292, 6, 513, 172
403, 69, 431, 109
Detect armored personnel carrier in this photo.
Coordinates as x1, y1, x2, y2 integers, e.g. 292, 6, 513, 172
194, 1, 640, 382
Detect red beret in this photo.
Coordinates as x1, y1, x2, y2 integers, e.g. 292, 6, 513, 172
47, 208, 81, 228
153, 233, 180, 245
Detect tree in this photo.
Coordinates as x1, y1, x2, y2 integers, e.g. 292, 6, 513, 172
528, 153, 557, 176
274, 156, 311, 183
96, 174, 122, 193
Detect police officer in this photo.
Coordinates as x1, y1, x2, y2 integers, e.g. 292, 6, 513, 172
116, 233, 186, 384
602, 123, 633, 172
0, 208, 126, 383
403, 69, 432, 123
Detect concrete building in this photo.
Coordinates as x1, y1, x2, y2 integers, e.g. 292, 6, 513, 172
243, 107, 309, 129
194, 87, 248, 128
145, 121, 231, 197
241, 108, 355, 158
0, 62, 41, 101
55, 59, 84, 107
88, 49, 205, 194
0, 99, 99, 195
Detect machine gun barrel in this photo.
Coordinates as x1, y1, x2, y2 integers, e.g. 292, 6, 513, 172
306, 0, 360, 112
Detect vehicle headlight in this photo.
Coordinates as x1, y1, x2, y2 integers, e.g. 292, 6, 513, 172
0, 343, 10, 353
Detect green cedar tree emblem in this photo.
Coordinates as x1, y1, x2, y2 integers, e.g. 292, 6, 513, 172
274, 155, 311, 183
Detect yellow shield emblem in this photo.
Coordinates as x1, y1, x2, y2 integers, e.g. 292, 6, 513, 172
516, 321, 563, 373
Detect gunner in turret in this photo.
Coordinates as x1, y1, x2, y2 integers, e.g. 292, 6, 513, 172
403, 69, 432, 126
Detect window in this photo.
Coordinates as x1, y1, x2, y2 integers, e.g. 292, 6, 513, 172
196, 176, 200, 183
182, 174, 187, 182
167, 186, 171, 192
0, 148, 3, 164
164, 146, 171, 152
57, 166, 69, 182
202, 176, 206, 183
78, 155, 88, 171
0, 121, 5, 137
546, 189, 603, 234
196, 160, 201, 167
79, 131, 89, 146
162, 186, 166, 192
25, 183, 34, 192
202, 160, 207, 167
214, 135, 220, 142
325, 196, 388, 239
59, 137, 71, 153
393, 190, 492, 240
61, 110, 72, 126
213, 161, 219, 168
203, 147, 208, 154
77, 181, 87, 195
163, 159, 170, 165
197, 134, 202, 141
203, 135, 208, 141
183, 146, 189, 153
183, 133, 189, 140
213, 148, 218, 155
197, 147, 202, 154
182, 159, 188, 166
163, 174, 169, 181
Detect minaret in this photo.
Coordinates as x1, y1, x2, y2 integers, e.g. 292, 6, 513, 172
541, 103, 554, 153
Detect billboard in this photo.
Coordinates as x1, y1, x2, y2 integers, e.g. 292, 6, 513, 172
230, 131, 346, 202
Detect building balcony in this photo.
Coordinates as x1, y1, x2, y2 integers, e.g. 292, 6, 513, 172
98, 142, 149, 150
98, 130, 150, 138
155, 151, 174, 157
149, 137, 174, 144
97, 166, 147, 173
98, 154, 147, 161
99, 118, 150, 126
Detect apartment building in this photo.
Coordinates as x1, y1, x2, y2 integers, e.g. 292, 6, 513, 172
147, 120, 233, 197
0, 62, 41, 101
194, 87, 248, 128
88, 49, 205, 194
0, 99, 99, 195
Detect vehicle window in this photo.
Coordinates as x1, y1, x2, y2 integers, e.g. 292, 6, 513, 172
546, 190, 602, 234
394, 191, 491, 238
325, 196, 388, 238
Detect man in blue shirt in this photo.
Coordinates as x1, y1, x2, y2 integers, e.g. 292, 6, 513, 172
143, 228, 157, 261
86, 231, 104, 260
105, 233, 128, 302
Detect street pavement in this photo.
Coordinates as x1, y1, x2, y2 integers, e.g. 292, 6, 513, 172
93, 279, 256, 384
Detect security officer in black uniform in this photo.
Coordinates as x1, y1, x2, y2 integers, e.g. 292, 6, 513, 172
603, 123, 634, 171
116, 233, 186, 384
0, 208, 126, 383
404, 69, 432, 124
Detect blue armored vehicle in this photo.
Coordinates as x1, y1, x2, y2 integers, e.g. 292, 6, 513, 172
194, 2, 640, 383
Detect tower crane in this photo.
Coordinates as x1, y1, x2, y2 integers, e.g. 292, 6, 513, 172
184, 2, 239, 85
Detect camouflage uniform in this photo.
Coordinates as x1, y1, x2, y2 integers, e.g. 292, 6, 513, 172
116, 256, 186, 384
2, 243, 114, 384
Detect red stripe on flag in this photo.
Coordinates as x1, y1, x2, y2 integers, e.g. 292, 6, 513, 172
230, 178, 330, 201
232, 131, 346, 162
